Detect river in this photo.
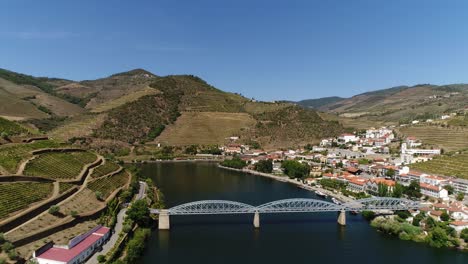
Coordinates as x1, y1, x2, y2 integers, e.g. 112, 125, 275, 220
138, 162, 467, 264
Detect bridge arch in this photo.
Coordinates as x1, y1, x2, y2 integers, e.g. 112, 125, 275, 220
168, 200, 255, 215
257, 198, 342, 213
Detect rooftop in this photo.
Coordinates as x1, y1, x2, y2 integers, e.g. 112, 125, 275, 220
37, 226, 110, 263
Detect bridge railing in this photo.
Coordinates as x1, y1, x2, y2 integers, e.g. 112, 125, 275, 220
150, 197, 421, 215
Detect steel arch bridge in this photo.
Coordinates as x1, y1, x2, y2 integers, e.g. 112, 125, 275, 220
151, 197, 420, 215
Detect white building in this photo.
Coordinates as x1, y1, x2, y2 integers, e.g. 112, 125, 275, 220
420, 183, 448, 199
34, 226, 110, 264
450, 178, 468, 195
338, 133, 358, 143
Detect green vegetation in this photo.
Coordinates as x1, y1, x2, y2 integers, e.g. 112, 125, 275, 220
95, 78, 183, 143
48, 205, 60, 215
24, 151, 97, 179
282, 160, 310, 179
220, 156, 247, 169
0, 140, 63, 173
371, 214, 461, 248
399, 126, 468, 152
0, 68, 86, 106
0, 117, 27, 136
124, 228, 151, 264
58, 182, 76, 194
461, 228, 468, 243
87, 171, 129, 199
126, 200, 151, 227
90, 161, 120, 178
0, 182, 53, 219
362, 211, 376, 221
410, 151, 468, 179
253, 159, 273, 173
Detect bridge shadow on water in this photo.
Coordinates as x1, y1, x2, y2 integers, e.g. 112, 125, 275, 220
169, 212, 365, 227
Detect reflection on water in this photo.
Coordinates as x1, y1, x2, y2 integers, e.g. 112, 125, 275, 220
138, 162, 467, 264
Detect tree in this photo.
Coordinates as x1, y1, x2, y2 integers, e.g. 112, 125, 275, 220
362, 211, 376, 221
0, 232, 4, 244
426, 227, 449, 248
385, 168, 395, 178
70, 211, 78, 217
95, 191, 104, 201
405, 180, 422, 198
1, 242, 13, 252
281, 160, 310, 179
392, 183, 404, 198
7, 250, 17, 260
254, 159, 273, 173
97, 255, 106, 263
440, 212, 450, 222
220, 156, 247, 169
443, 185, 454, 195
396, 210, 411, 219
460, 228, 468, 242
425, 216, 436, 229
377, 183, 389, 197
0, 258, 5, 264
412, 213, 425, 226
184, 145, 198, 155
456, 193, 465, 201
126, 200, 151, 227
48, 205, 60, 215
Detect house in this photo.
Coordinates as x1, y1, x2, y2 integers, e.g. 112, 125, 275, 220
34, 226, 110, 264
420, 183, 449, 199
224, 144, 242, 154
420, 175, 448, 187
449, 221, 468, 233
448, 206, 468, 221
429, 210, 443, 221
365, 178, 395, 195
346, 167, 362, 175
347, 177, 368, 193
338, 133, 358, 143
450, 178, 468, 195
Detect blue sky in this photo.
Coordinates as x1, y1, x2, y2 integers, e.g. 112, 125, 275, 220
2, 0, 468, 101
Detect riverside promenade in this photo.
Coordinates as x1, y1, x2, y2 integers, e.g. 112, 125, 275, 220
218, 165, 354, 203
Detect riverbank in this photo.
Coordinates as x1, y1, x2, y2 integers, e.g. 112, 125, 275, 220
218, 165, 354, 203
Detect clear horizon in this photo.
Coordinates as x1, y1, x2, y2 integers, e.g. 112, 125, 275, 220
2, 0, 468, 101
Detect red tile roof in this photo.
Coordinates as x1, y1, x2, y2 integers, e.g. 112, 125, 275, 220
37, 227, 110, 263
450, 221, 468, 226
420, 183, 440, 192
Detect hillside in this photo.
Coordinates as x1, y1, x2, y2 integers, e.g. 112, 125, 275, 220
295, 96, 345, 109
300, 84, 468, 124
0, 68, 345, 148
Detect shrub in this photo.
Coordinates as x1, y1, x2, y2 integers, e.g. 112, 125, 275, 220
2, 242, 14, 252
460, 228, 468, 242
362, 211, 376, 221
0, 257, 5, 264
0, 233, 4, 244
440, 212, 450, 222
97, 255, 106, 263
48, 205, 60, 215
220, 156, 246, 169
7, 250, 17, 260
70, 211, 78, 217
95, 191, 104, 201
396, 210, 411, 219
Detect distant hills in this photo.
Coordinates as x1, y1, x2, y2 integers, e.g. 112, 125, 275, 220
0, 68, 345, 149
294, 84, 468, 124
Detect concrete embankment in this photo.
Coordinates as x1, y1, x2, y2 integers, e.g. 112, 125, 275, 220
218, 165, 354, 203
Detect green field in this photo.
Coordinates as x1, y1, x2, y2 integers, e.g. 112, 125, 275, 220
90, 161, 120, 178
398, 126, 468, 152
0, 117, 28, 135
24, 151, 97, 179
0, 182, 53, 219
0, 140, 63, 173
87, 170, 129, 199
410, 151, 468, 179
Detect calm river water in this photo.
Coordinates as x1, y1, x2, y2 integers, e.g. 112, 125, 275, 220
138, 162, 466, 264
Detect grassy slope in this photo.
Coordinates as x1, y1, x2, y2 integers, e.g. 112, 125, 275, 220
296, 96, 345, 109
0, 117, 28, 135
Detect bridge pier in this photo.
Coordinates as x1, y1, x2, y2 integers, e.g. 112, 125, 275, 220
337, 210, 346, 226
158, 209, 170, 230
253, 211, 260, 228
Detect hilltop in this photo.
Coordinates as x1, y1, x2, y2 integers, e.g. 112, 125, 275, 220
0, 68, 344, 149
296, 84, 468, 125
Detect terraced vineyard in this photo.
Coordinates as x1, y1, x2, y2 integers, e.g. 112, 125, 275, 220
58, 182, 76, 194
24, 151, 97, 179
90, 161, 120, 178
0, 140, 63, 173
0, 182, 53, 219
398, 126, 468, 152
88, 170, 129, 199
410, 151, 468, 179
